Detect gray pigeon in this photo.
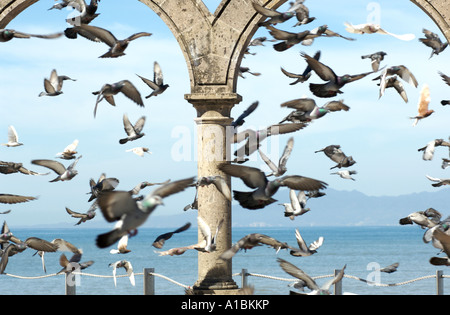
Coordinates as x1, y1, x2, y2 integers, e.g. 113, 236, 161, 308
0, 161, 49, 176
136, 61, 169, 98
252, 2, 295, 26
419, 28, 448, 59
0, 194, 37, 204
315, 145, 356, 169
65, 207, 96, 225
0, 29, 62, 42
280, 51, 320, 85
95, 177, 195, 248
31, 155, 82, 182
302, 51, 378, 98
279, 98, 349, 123
277, 258, 346, 295
220, 233, 291, 260
429, 228, 450, 266
289, 228, 323, 257
258, 137, 294, 177
92, 80, 144, 118
399, 208, 442, 228
379, 262, 399, 273
65, 24, 152, 58
119, 114, 146, 144
152, 222, 191, 249
361, 51, 387, 71
87, 173, 119, 202
219, 164, 327, 210
231, 101, 259, 128
266, 26, 321, 52
38, 69, 76, 97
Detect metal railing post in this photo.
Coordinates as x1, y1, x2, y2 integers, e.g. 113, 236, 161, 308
334, 269, 342, 295
436, 270, 444, 295
65, 272, 76, 295
241, 269, 248, 288
144, 268, 155, 295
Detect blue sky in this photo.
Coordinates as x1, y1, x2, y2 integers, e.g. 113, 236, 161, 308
1, 0, 449, 226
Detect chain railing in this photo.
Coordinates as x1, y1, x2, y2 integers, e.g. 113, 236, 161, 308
2, 268, 448, 295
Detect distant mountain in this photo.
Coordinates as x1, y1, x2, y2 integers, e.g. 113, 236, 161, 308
148, 187, 450, 228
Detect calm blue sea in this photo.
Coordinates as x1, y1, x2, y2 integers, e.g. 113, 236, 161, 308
1, 226, 448, 295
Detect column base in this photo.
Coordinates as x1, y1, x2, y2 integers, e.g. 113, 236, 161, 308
190, 279, 239, 295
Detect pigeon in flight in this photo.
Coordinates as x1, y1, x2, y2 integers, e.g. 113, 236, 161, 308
38, 69, 76, 97
377, 76, 408, 103
66, 24, 152, 58
31, 155, 82, 182
411, 84, 434, 126
239, 66, 261, 78
109, 260, 135, 286
92, 80, 144, 118
331, 170, 357, 181
373, 65, 418, 88
344, 22, 415, 41
258, 137, 294, 177
429, 228, 450, 266
1, 125, 23, 147
280, 51, 320, 85
231, 101, 259, 128
277, 258, 346, 295
126, 147, 152, 157
0, 194, 37, 204
438, 72, 450, 105
152, 222, 191, 249
220, 233, 291, 260
301, 51, 378, 98
315, 145, 356, 169
288, 0, 315, 26
280, 189, 310, 220
95, 177, 195, 248
266, 26, 320, 52
289, 228, 324, 257
426, 175, 450, 187
419, 29, 448, 59
219, 164, 327, 210
252, 2, 295, 26
361, 51, 387, 71
418, 138, 450, 161
279, 98, 350, 123
399, 207, 442, 228
109, 235, 131, 255
136, 61, 169, 98
379, 262, 399, 273
0, 161, 49, 176
119, 114, 146, 145
300, 25, 355, 46
56, 139, 79, 160
0, 29, 62, 42
65, 207, 96, 225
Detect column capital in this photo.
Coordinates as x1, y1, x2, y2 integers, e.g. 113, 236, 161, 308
185, 92, 242, 120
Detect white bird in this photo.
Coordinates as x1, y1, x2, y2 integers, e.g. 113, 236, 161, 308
280, 189, 310, 220
344, 22, 415, 41
126, 147, 152, 157
1, 126, 23, 147
109, 260, 135, 287
109, 235, 131, 254
195, 216, 224, 253
289, 228, 324, 257
426, 175, 450, 187
56, 139, 79, 160
258, 137, 294, 177
331, 170, 357, 181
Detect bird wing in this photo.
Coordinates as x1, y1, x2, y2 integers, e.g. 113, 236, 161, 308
31, 159, 66, 175
0, 194, 36, 204
266, 123, 306, 137
122, 113, 136, 137
322, 100, 350, 112
153, 61, 164, 86
232, 101, 259, 127
289, 189, 301, 211
266, 26, 296, 40
150, 177, 195, 199
433, 229, 450, 257
211, 176, 232, 201
7, 125, 19, 143
118, 80, 144, 107
96, 191, 138, 222
278, 137, 294, 171
426, 175, 441, 182
43, 78, 57, 94
252, 2, 281, 17
67, 155, 82, 171
439, 71, 450, 86
423, 140, 436, 161
197, 216, 212, 246
65, 207, 86, 218
258, 149, 279, 174
117, 235, 129, 251
309, 236, 324, 251
376, 27, 415, 41
301, 51, 337, 82
125, 32, 152, 42
277, 258, 319, 291
219, 164, 267, 189
75, 24, 118, 47
25, 237, 59, 252
417, 84, 431, 116
397, 66, 418, 87
280, 98, 316, 111
133, 116, 146, 134
63, 139, 79, 153
279, 175, 328, 191
391, 79, 408, 103
124, 261, 136, 286
136, 74, 158, 91
321, 265, 346, 291
294, 229, 308, 251
51, 238, 81, 253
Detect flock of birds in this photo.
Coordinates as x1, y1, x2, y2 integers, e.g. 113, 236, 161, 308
1, 0, 450, 295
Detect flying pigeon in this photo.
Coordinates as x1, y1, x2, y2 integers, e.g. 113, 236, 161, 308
152, 222, 191, 249
56, 139, 79, 160
231, 101, 259, 128
279, 189, 310, 220
417, 138, 450, 161
0, 161, 49, 176
1, 125, 23, 147
279, 98, 350, 123
31, 155, 82, 182
419, 29, 448, 59
0, 29, 63, 42
289, 228, 324, 257
66, 24, 152, 58
0, 194, 37, 204
65, 207, 96, 225
280, 51, 320, 85
331, 170, 357, 181
109, 235, 131, 254
219, 164, 327, 210
315, 145, 356, 169
38, 69, 76, 97
252, 2, 295, 26
411, 84, 433, 126
126, 147, 152, 157
136, 61, 169, 98
361, 51, 387, 71
344, 22, 415, 41
92, 80, 144, 118
109, 260, 135, 286
119, 114, 146, 144
258, 137, 294, 177
266, 26, 321, 52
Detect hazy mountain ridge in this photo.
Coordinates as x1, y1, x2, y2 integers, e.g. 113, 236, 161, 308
19, 188, 449, 229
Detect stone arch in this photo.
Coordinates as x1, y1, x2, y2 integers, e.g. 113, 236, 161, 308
410, 0, 450, 40
0, 0, 39, 28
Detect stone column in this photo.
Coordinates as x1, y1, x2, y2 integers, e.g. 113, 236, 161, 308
186, 92, 241, 294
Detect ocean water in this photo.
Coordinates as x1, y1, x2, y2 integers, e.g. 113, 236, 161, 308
1, 226, 448, 295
